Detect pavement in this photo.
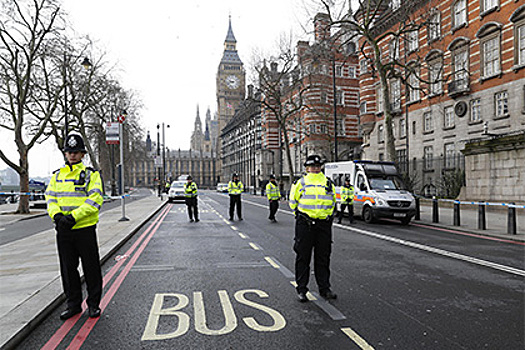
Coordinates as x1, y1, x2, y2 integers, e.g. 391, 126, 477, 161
0, 192, 523, 349
0, 193, 167, 350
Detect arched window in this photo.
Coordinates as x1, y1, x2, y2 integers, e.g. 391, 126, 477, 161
510, 5, 525, 68
448, 37, 471, 94
476, 22, 503, 79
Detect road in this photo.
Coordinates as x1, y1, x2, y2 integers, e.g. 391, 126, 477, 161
16, 191, 524, 349
0, 188, 153, 245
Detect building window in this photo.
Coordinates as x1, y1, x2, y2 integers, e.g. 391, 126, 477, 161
452, 47, 469, 90
424, 111, 433, 132
444, 143, 456, 168
360, 59, 368, 74
412, 120, 416, 135
396, 149, 407, 172
408, 66, 420, 102
336, 89, 344, 105
376, 85, 384, 113
309, 124, 316, 134
390, 79, 401, 111
337, 119, 345, 136
444, 106, 455, 128
470, 98, 482, 122
429, 59, 443, 95
481, 0, 498, 14
390, 39, 400, 61
494, 91, 509, 117
399, 118, 406, 138
407, 30, 419, 52
360, 101, 367, 114
321, 65, 328, 75
391, 0, 401, 10
452, 0, 467, 29
481, 35, 500, 78
348, 66, 356, 78
320, 124, 327, 134
378, 124, 384, 143
336, 65, 343, 77
321, 91, 327, 104
428, 11, 441, 41
516, 23, 525, 67
424, 146, 433, 170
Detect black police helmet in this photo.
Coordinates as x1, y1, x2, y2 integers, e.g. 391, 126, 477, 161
187, 175, 192, 180
269, 174, 276, 180
232, 173, 239, 178
304, 155, 323, 167
63, 134, 87, 153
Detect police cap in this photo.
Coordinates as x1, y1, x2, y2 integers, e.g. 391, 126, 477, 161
304, 155, 323, 167
63, 134, 87, 153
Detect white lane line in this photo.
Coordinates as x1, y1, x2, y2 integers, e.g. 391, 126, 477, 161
341, 327, 375, 350
241, 198, 525, 277
230, 226, 238, 231
0, 227, 5, 231
238, 232, 248, 239
249, 242, 261, 251
264, 256, 280, 269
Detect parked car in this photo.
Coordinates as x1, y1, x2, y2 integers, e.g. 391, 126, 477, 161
216, 183, 228, 193
168, 181, 187, 202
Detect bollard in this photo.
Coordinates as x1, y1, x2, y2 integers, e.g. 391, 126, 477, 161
478, 203, 486, 230
453, 201, 460, 226
432, 197, 439, 223
415, 197, 420, 221
508, 202, 517, 235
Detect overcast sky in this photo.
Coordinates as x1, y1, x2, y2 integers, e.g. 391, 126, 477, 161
1, 0, 350, 178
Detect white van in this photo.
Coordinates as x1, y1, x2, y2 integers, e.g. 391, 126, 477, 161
324, 160, 416, 225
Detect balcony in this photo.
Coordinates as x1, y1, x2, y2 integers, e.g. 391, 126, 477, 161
448, 77, 470, 97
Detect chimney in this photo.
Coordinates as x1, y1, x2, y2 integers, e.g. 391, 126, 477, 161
297, 41, 309, 59
270, 62, 278, 72
314, 13, 331, 43
247, 84, 254, 99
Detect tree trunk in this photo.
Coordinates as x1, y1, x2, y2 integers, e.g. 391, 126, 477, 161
16, 151, 30, 214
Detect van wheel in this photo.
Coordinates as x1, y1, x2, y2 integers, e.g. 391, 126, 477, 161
362, 206, 375, 224
400, 217, 411, 225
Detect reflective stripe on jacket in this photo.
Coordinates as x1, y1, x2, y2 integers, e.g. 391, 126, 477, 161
45, 162, 103, 229
341, 185, 355, 204
266, 182, 280, 200
184, 182, 198, 197
289, 172, 336, 219
228, 180, 244, 195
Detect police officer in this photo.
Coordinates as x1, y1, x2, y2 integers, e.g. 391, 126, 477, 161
228, 173, 244, 221
289, 155, 337, 302
266, 174, 280, 222
45, 134, 104, 320
184, 175, 199, 222
338, 179, 355, 224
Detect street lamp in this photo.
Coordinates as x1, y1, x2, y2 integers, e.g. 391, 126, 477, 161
157, 123, 170, 195
63, 55, 92, 140
118, 109, 129, 221
331, 53, 338, 162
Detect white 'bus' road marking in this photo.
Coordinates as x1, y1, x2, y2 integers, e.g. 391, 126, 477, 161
240, 198, 525, 277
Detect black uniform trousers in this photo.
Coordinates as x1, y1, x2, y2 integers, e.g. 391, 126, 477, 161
185, 196, 199, 220
269, 200, 279, 220
338, 203, 354, 223
229, 194, 242, 219
293, 214, 333, 294
56, 225, 102, 310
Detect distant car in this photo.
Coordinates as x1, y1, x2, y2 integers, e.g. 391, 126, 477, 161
168, 181, 187, 202
216, 183, 228, 193
177, 174, 190, 181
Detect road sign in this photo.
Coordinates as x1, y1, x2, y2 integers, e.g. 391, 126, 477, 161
118, 114, 126, 123
106, 122, 120, 144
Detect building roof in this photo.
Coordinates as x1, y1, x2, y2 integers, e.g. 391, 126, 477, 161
220, 50, 243, 64
225, 16, 237, 43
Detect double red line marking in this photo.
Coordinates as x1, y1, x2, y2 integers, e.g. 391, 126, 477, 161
41, 204, 172, 350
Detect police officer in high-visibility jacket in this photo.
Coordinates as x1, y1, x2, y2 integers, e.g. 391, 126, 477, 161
289, 155, 337, 302
266, 174, 280, 222
338, 179, 355, 224
184, 175, 199, 222
45, 134, 103, 320
228, 173, 244, 221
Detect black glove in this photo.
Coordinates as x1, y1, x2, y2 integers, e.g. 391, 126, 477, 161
58, 214, 76, 231
53, 213, 65, 227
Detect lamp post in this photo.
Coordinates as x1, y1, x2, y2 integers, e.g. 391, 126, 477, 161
157, 123, 170, 192
63, 55, 92, 140
331, 53, 338, 162
156, 124, 161, 197
119, 110, 129, 221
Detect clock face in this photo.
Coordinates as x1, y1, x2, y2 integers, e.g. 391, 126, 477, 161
226, 75, 240, 89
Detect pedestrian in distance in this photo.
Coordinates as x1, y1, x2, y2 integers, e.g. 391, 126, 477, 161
289, 154, 337, 303
338, 179, 355, 224
266, 174, 280, 222
228, 173, 244, 220
45, 133, 103, 320
184, 175, 199, 222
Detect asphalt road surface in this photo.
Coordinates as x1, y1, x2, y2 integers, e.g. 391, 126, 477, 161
17, 190, 524, 349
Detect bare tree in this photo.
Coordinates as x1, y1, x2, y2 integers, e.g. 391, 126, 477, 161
0, 0, 65, 213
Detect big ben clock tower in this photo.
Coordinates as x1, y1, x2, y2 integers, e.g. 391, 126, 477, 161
216, 16, 245, 149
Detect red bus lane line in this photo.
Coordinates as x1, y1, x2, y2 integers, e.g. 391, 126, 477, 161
65, 204, 171, 350
410, 222, 525, 246
40, 204, 172, 350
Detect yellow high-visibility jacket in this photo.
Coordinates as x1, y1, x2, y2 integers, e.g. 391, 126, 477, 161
341, 185, 355, 204
266, 182, 280, 200
45, 162, 103, 229
184, 182, 198, 197
228, 180, 244, 195
289, 172, 336, 220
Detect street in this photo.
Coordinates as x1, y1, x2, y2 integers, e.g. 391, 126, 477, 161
16, 191, 524, 350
